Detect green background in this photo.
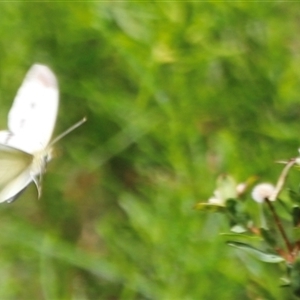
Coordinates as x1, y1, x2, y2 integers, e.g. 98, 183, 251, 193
0, 2, 299, 299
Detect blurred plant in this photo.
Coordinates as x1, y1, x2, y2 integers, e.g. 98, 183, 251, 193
196, 154, 300, 297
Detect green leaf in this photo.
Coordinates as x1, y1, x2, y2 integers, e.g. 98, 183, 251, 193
280, 277, 290, 287
292, 206, 300, 227
220, 232, 261, 242
260, 228, 277, 247
194, 202, 225, 212
230, 224, 247, 233
291, 260, 300, 296
289, 189, 300, 206
225, 198, 237, 213
293, 227, 300, 241
226, 241, 285, 263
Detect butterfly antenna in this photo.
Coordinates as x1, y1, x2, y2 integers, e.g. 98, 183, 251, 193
50, 117, 87, 146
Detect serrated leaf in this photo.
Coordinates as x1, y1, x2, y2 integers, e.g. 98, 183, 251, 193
226, 241, 285, 263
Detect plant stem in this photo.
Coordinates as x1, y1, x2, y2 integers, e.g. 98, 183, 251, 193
269, 158, 296, 201
265, 198, 293, 255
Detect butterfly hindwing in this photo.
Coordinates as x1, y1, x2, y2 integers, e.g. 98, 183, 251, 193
0, 144, 33, 202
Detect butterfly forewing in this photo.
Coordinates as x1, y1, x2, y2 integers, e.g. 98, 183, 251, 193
8, 64, 59, 153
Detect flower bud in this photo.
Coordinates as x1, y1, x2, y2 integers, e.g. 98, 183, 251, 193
251, 183, 275, 203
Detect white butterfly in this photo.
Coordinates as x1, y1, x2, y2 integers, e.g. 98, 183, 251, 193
0, 64, 85, 203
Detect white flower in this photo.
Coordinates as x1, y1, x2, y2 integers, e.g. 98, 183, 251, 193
236, 182, 247, 195
251, 183, 276, 203
208, 190, 223, 205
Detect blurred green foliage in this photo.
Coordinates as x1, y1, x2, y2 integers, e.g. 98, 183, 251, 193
0, 2, 299, 299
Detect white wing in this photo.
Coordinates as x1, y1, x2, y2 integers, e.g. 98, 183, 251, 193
0, 130, 33, 153
7, 64, 59, 153
0, 64, 59, 202
0, 169, 32, 203
0, 144, 32, 203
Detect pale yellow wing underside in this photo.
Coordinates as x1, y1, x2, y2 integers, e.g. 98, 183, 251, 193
0, 144, 33, 202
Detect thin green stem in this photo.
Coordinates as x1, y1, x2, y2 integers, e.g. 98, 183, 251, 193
265, 198, 293, 255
